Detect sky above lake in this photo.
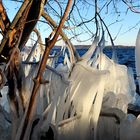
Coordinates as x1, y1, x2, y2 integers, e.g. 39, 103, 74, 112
3, 0, 140, 46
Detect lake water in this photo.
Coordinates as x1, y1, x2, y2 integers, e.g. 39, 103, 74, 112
105, 48, 135, 71
78, 48, 135, 71
53, 47, 135, 73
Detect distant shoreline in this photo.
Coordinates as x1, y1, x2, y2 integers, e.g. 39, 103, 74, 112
74, 45, 135, 49
54, 45, 135, 49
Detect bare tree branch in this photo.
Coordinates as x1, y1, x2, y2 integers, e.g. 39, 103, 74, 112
15, 1, 73, 139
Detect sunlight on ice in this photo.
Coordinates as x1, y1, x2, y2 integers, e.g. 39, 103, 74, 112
1, 31, 140, 140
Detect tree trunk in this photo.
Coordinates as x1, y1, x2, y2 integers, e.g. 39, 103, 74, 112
0, 0, 32, 62
19, 0, 46, 50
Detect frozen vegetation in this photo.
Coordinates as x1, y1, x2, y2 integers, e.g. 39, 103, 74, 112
0, 31, 140, 140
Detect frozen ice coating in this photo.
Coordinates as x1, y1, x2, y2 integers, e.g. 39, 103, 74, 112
35, 59, 109, 139
0, 109, 11, 140
1, 31, 140, 140
0, 86, 9, 113
98, 30, 105, 51
136, 29, 140, 90
128, 67, 136, 95
91, 52, 134, 113
135, 29, 140, 105
54, 63, 109, 140
64, 52, 72, 71
81, 37, 99, 61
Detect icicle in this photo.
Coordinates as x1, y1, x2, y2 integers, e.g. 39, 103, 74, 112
112, 44, 118, 63
135, 29, 140, 92
64, 53, 72, 70
61, 43, 66, 56
90, 78, 106, 140
98, 29, 105, 51
98, 29, 105, 70
81, 36, 99, 61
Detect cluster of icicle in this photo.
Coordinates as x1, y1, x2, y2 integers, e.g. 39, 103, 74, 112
1, 33, 140, 140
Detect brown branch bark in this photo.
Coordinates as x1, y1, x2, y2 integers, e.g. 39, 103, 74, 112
42, 10, 80, 63
15, 0, 73, 140
19, 0, 46, 50
0, 0, 32, 54
0, 1, 46, 139
0, 1, 10, 34
0, 0, 46, 62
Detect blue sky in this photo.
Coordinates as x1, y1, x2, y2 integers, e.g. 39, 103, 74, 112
3, 0, 140, 46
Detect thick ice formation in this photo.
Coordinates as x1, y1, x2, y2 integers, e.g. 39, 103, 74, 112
136, 29, 140, 89
0, 33, 140, 140
56, 63, 108, 140
135, 29, 140, 106
36, 36, 136, 139
92, 52, 134, 113
0, 107, 11, 140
